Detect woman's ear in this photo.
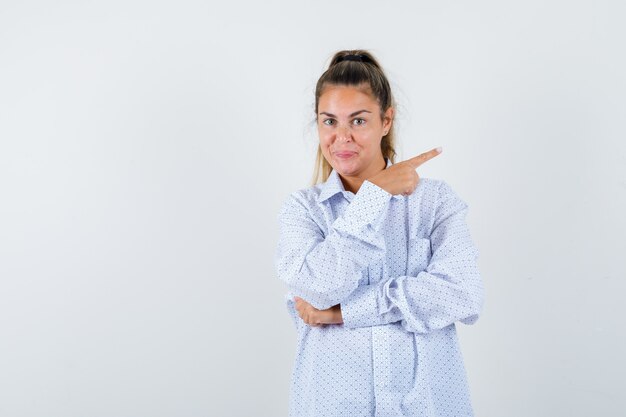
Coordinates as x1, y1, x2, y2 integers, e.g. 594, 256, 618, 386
383, 107, 395, 132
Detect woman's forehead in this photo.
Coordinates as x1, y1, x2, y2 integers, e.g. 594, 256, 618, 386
318, 85, 378, 113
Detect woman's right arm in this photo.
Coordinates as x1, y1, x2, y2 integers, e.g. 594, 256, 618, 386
275, 181, 392, 310
276, 148, 442, 311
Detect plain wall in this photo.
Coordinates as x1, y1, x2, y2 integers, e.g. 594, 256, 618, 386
1, 1, 624, 416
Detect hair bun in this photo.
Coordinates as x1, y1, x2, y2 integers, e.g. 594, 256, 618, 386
333, 53, 375, 66
338, 54, 364, 63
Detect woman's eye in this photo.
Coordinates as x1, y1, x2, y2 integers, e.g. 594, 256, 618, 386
353, 118, 365, 125
323, 119, 335, 126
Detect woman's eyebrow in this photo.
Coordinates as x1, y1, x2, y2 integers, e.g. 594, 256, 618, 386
319, 110, 372, 118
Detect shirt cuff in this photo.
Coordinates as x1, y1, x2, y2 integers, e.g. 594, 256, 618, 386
333, 180, 392, 235
341, 283, 386, 328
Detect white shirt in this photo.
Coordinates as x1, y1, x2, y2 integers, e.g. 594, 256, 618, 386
275, 162, 484, 416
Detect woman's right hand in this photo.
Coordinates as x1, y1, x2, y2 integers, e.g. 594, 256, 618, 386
369, 147, 442, 196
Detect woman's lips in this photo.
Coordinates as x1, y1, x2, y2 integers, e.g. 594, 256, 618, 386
334, 151, 356, 159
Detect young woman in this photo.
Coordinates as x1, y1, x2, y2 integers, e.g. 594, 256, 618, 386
275, 50, 484, 417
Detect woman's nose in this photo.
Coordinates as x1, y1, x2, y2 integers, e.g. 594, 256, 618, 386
336, 125, 352, 142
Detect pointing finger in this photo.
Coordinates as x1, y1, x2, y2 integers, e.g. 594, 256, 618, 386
406, 147, 442, 169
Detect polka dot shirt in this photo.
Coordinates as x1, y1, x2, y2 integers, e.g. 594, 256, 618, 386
275, 161, 484, 417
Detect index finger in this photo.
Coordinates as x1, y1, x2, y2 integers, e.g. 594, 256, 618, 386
406, 147, 443, 168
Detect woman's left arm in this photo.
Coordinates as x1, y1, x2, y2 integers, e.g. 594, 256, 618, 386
337, 181, 485, 334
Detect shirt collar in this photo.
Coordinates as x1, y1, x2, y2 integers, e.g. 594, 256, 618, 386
317, 158, 402, 203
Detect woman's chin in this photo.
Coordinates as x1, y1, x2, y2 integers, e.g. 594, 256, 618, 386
332, 161, 361, 177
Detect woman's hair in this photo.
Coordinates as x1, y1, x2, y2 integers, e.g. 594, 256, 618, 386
311, 49, 397, 184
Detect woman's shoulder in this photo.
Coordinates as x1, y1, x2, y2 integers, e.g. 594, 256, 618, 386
409, 177, 468, 210
415, 177, 442, 191
412, 179, 470, 230
413, 177, 448, 197
278, 184, 325, 216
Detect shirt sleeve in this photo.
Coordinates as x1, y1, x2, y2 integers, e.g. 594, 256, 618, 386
275, 180, 392, 310
340, 181, 485, 333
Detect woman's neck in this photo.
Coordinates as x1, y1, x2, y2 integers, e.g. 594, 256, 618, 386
339, 157, 387, 194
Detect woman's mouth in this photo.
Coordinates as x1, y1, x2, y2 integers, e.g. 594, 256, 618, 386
334, 151, 356, 159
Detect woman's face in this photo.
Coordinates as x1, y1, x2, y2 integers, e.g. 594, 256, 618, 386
317, 84, 393, 180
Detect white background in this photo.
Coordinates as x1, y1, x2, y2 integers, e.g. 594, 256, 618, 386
1, 1, 624, 416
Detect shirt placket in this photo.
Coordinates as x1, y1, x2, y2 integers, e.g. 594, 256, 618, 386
373, 201, 408, 415
372, 325, 392, 405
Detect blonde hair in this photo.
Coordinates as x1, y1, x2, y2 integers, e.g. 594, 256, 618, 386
311, 50, 397, 185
